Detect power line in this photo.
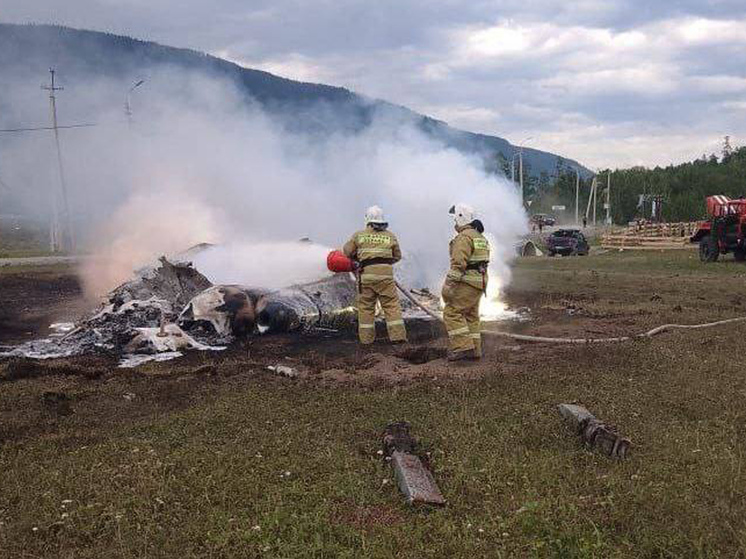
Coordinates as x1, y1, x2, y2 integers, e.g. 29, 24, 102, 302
0, 123, 96, 133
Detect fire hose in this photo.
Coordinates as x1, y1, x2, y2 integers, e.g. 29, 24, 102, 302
393, 280, 746, 344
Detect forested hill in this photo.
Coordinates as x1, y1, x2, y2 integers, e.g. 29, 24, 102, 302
0, 23, 588, 179
532, 146, 746, 224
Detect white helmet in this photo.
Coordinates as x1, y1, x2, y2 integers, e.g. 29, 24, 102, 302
364, 205, 386, 225
449, 203, 476, 227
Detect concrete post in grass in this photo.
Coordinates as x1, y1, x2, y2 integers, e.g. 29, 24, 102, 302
383, 422, 445, 506
558, 404, 631, 460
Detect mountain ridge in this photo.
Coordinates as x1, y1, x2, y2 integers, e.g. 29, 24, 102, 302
0, 23, 590, 182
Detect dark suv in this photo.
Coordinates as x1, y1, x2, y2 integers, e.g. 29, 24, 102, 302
530, 213, 557, 227
546, 229, 589, 257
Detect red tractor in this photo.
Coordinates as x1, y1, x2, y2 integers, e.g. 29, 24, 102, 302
690, 195, 746, 262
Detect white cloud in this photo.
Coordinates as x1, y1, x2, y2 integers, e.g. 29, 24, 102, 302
218, 51, 335, 84
418, 104, 503, 134
4, 2, 746, 168
464, 23, 532, 57
674, 17, 746, 45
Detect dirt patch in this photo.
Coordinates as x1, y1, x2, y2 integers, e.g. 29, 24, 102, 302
0, 265, 89, 345
0, 357, 108, 381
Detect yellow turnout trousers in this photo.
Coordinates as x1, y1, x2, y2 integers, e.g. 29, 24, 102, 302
442, 282, 483, 355
357, 277, 407, 344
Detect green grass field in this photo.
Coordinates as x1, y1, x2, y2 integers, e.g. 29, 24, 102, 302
0, 217, 55, 258
1, 251, 746, 558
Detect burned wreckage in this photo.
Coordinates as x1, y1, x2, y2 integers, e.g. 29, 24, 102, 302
1, 249, 362, 367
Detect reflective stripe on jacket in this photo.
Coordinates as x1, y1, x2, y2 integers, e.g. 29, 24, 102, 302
447, 226, 490, 289
343, 226, 402, 280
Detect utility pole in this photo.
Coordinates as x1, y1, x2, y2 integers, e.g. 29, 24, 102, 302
605, 172, 611, 225
42, 68, 74, 253
575, 169, 580, 225
593, 178, 597, 226
585, 176, 597, 227
517, 137, 532, 207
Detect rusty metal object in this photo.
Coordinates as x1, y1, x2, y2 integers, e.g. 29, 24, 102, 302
383, 422, 445, 506
558, 404, 631, 460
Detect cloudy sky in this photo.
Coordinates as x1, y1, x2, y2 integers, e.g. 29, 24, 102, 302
4, 0, 746, 168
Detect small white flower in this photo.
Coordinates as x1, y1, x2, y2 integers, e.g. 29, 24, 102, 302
252, 525, 261, 531
376, 450, 384, 456
61, 499, 73, 504
285, 471, 291, 477
466, 523, 472, 529
478, 528, 484, 533
61, 513, 69, 519
382, 479, 389, 485
32, 527, 39, 532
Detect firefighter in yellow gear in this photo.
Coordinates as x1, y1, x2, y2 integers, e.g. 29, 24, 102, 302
343, 206, 408, 344
442, 203, 490, 361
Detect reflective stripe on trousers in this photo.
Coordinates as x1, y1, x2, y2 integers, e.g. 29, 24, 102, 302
442, 282, 482, 353
356, 277, 407, 344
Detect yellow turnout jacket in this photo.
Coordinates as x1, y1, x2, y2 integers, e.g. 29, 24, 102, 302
343, 226, 402, 282
446, 225, 490, 290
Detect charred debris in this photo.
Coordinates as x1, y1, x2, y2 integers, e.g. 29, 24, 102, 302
1, 246, 438, 367
1, 253, 355, 366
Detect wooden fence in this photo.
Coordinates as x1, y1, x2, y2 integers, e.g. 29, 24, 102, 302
601, 221, 700, 250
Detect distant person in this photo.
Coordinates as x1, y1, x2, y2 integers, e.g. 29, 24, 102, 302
343, 206, 407, 345
442, 203, 490, 362
582, 216, 587, 229
538, 221, 544, 233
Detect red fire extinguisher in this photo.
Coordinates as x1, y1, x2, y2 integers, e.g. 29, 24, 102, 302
327, 250, 356, 273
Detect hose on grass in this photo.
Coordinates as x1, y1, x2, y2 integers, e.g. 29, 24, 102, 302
394, 280, 746, 344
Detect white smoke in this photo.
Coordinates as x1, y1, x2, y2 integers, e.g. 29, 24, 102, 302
0, 66, 528, 297
189, 241, 334, 288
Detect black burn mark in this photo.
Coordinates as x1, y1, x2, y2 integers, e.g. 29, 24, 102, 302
215, 287, 256, 336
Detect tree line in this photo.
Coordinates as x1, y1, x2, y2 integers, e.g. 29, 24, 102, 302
495, 141, 746, 224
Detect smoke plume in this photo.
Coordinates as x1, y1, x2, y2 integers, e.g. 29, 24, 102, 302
0, 59, 528, 297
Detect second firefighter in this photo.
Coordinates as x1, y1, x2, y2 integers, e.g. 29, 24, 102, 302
442, 203, 490, 362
